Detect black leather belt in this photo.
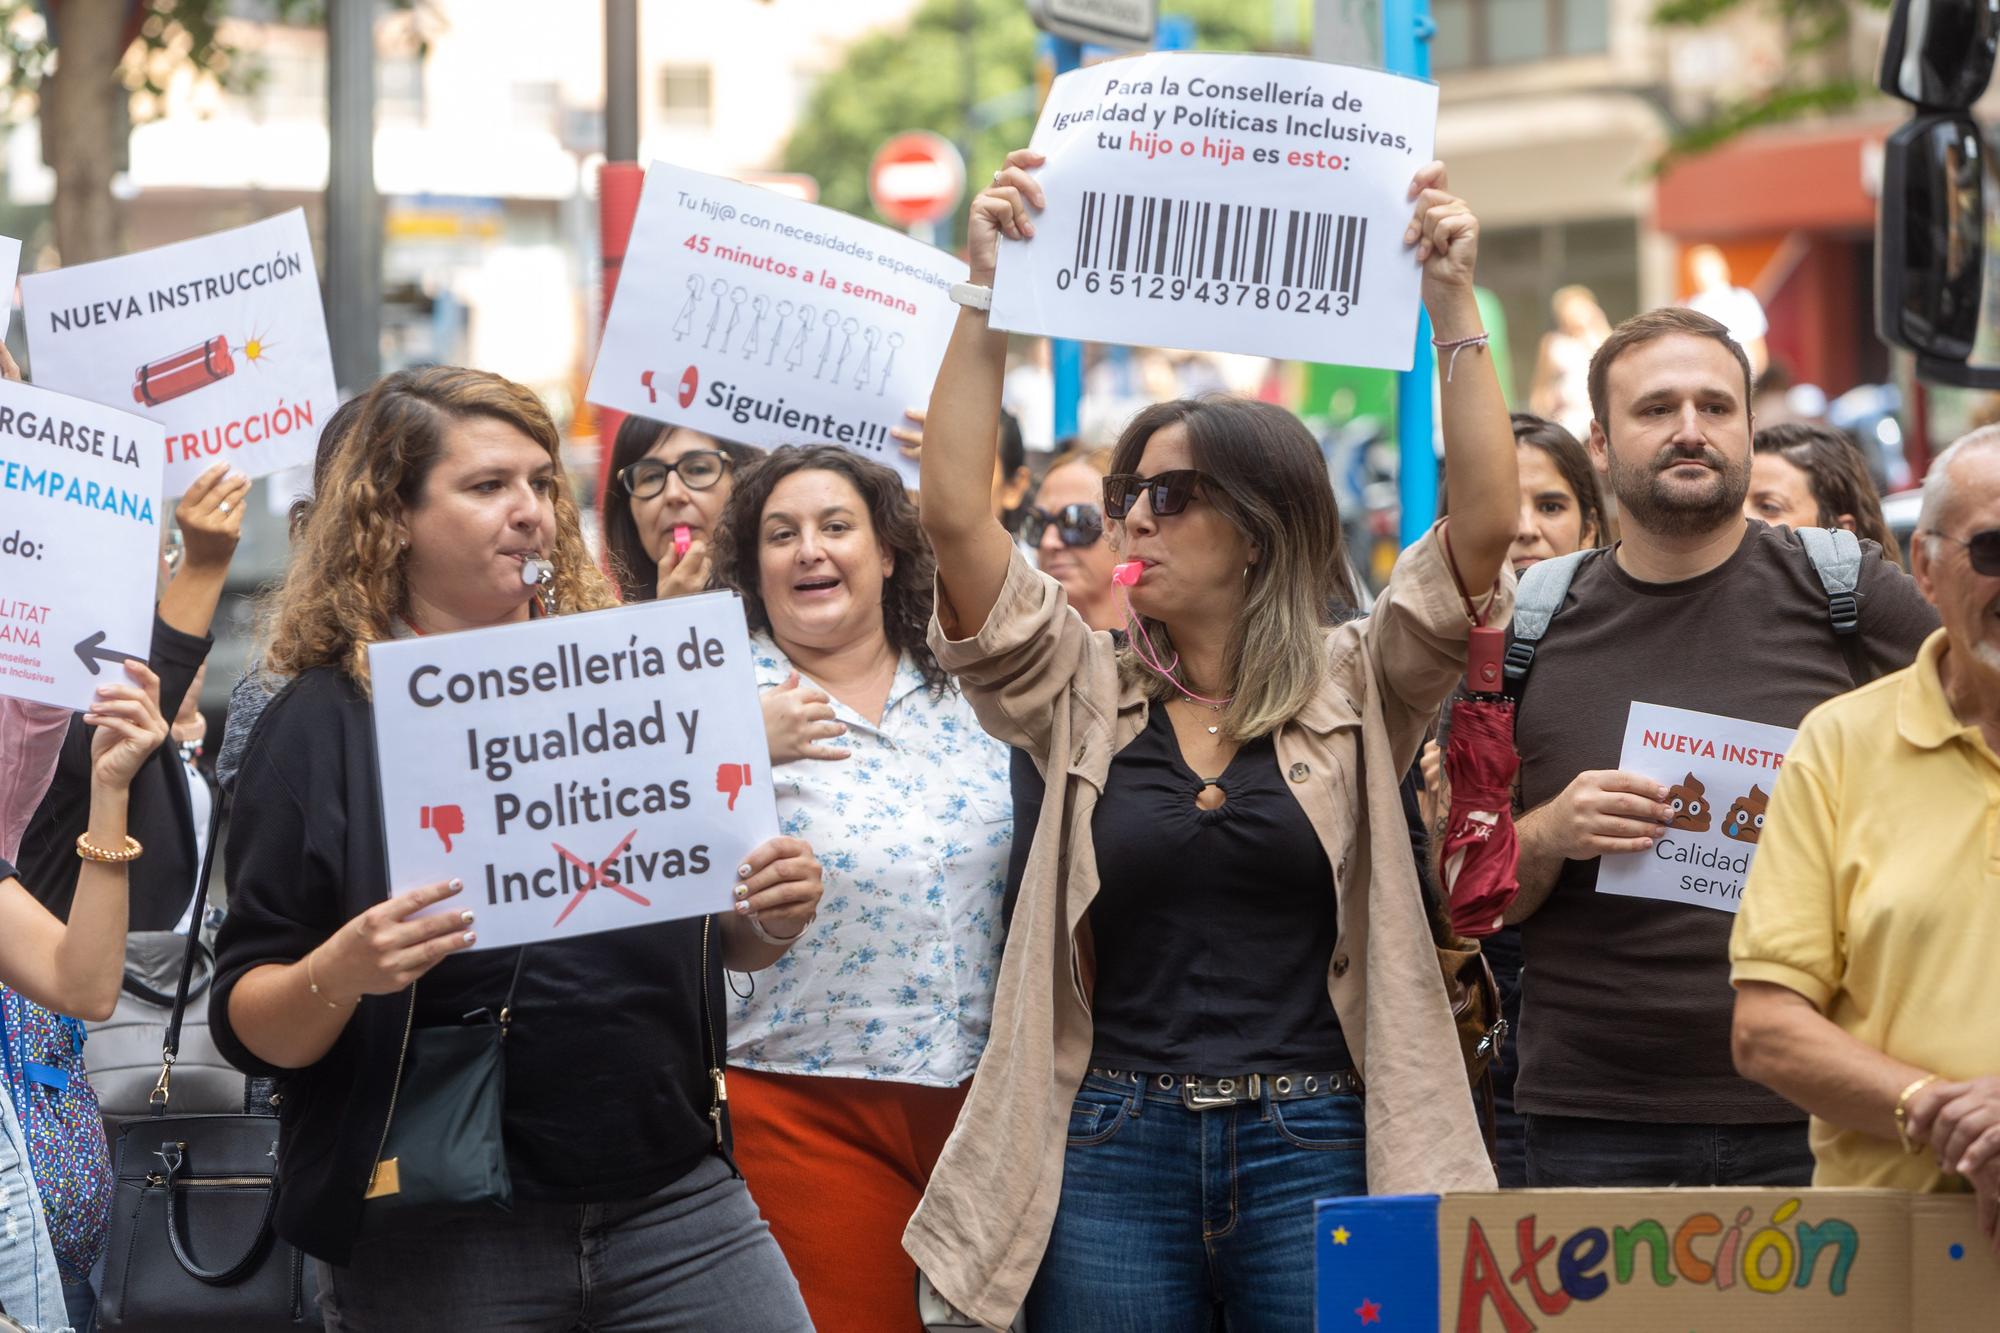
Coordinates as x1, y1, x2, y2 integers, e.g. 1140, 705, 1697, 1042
1088, 1067, 1363, 1110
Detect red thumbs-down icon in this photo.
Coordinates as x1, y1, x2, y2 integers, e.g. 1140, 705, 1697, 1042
716, 763, 751, 811
420, 803, 465, 852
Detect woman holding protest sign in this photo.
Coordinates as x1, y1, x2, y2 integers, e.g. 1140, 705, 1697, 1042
210, 367, 819, 1331
0, 659, 167, 1333
707, 444, 1013, 1333
904, 152, 1518, 1330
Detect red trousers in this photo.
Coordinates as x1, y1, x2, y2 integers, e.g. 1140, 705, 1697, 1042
727, 1067, 969, 1333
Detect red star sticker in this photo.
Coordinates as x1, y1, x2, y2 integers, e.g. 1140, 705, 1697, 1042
1356, 1298, 1382, 1325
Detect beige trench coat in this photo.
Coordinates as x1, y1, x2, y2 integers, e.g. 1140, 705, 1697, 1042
904, 524, 1511, 1329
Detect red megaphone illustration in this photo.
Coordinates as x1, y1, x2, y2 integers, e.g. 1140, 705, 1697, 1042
678, 365, 699, 409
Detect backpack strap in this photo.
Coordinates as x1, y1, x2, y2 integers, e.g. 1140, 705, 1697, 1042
1797, 527, 1872, 685
1502, 548, 1591, 697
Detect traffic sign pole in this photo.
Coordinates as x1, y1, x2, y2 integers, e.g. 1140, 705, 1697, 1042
1041, 32, 1084, 444
1385, 0, 1437, 549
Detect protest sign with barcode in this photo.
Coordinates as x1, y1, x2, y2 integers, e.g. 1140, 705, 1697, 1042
989, 52, 1436, 368
21, 210, 338, 497
0, 378, 163, 710
368, 594, 779, 952
587, 163, 967, 486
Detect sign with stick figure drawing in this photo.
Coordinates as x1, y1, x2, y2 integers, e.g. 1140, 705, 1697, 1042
587, 163, 965, 486
1596, 702, 1799, 914
22, 210, 337, 497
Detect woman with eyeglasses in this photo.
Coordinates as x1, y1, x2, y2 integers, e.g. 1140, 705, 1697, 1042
601, 415, 762, 603
903, 152, 1520, 1331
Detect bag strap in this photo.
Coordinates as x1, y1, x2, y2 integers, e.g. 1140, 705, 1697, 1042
1798, 526, 1873, 686
700, 916, 730, 1159
153, 787, 229, 1114
1502, 548, 1591, 697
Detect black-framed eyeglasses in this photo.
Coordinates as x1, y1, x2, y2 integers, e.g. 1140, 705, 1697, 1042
618, 451, 730, 499
1018, 503, 1104, 547
1927, 526, 2000, 575
1102, 470, 1208, 520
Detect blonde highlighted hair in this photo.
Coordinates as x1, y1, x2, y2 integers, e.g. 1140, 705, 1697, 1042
1108, 396, 1358, 740
259, 366, 615, 691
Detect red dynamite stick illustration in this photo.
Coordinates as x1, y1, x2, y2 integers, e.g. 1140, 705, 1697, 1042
716, 762, 751, 811
419, 803, 465, 853
133, 335, 236, 406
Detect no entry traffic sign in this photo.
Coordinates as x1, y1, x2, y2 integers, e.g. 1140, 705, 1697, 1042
869, 132, 966, 229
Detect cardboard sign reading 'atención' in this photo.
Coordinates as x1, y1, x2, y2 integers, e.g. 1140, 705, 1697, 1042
368, 594, 779, 951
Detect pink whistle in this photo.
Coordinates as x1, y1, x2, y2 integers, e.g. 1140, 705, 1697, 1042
1111, 561, 1143, 587
673, 525, 692, 557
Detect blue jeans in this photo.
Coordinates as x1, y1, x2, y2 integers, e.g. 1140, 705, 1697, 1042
1523, 1113, 1813, 1188
1025, 1071, 1367, 1333
315, 1154, 809, 1332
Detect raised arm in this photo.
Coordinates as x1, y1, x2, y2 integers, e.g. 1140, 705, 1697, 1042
1406, 162, 1515, 598
921, 149, 1043, 640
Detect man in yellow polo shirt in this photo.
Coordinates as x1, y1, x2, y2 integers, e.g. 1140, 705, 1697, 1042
1731, 430, 2000, 1237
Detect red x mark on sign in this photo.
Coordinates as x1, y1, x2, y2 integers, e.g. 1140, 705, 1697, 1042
550, 829, 652, 928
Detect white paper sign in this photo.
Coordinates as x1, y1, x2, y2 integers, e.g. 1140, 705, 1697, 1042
368, 594, 779, 951
586, 162, 967, 486
0, 235, 24, 341
21, 210, 338, 497
1595, 702, 1799, 914
988, 51, 1437, 368
0, 378, 164, 710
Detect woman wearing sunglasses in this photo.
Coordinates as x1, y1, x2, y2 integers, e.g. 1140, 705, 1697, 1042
905, 152, 1519, 1330
1021, 446, 1120, 634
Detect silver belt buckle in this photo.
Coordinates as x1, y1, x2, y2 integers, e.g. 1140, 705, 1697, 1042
1183, 1074, 1258, 1110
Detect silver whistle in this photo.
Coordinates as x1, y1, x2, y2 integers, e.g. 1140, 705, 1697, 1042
521, 557, 553, 588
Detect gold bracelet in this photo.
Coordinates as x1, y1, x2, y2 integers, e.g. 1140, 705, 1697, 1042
305, 951, 353, 1010
75, 832, 142, 864
1894, 1073, 1939, 1154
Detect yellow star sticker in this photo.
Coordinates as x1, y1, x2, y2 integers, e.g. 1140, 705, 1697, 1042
1332, 1226, 1351, 1246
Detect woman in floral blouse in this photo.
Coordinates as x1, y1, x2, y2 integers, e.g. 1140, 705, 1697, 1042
711, 445, 1013, 1333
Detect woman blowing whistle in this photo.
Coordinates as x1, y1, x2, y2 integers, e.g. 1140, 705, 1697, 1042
903, 152, 1520, 1330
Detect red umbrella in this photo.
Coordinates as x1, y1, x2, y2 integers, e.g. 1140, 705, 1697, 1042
1440, 627, 1520, 937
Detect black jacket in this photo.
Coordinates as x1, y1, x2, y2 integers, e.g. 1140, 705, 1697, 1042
211, 666, 725, 1264
18, 613, 210, 929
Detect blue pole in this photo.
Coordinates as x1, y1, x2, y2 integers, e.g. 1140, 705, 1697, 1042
1041, 33, 1084, 442
1383, 0, 1436, 548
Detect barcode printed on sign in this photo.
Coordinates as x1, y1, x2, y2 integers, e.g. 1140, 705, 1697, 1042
1070, 190, 1369, 301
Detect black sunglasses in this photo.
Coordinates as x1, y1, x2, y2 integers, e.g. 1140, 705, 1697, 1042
618, 450, 730, 499
1102, 470, 1208, 520
1019, 503, 1104, 547
1930, 527, 2000, 575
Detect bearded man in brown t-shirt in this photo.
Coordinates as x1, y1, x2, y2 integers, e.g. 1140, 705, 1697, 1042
1503, 306, 1938, 1188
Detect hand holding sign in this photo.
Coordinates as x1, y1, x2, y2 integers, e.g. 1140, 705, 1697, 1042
84, 660, 168, 792
969, 149, 1047, 283
1404, 161, 1480, 309
309, 878, 478, 1004
729, 834, 823, 942
1537, 770, 1672, 859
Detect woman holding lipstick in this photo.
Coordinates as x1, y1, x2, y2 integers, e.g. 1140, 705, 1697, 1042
904, 153, 1520, 1330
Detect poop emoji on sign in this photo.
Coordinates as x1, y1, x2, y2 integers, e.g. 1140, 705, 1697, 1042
1721, 785, 1768, 844
1665, 773, 1711, 833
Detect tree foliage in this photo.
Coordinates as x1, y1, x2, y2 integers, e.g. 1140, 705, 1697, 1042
1654, 0, 1891, 167
780, 0, 1309, 247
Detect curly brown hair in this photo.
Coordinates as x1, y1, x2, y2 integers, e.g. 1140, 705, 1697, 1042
258, 366, 617, 691
711, 445, 949, 695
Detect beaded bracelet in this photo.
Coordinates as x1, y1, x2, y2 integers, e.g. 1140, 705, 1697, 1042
75, 832, 143, 864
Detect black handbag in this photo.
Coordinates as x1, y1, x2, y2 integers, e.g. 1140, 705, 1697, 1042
356, 950, 523, 1235
97, 794, 320, 1330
